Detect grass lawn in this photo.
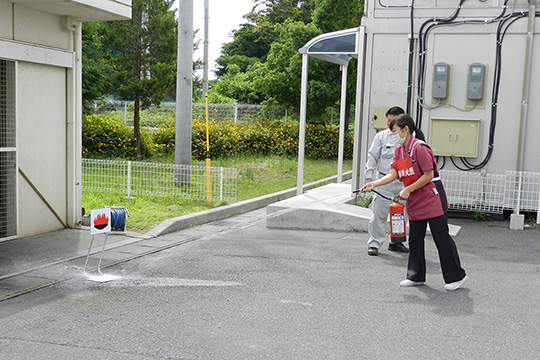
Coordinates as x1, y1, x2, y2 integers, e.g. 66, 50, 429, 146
82, 155, 352, 233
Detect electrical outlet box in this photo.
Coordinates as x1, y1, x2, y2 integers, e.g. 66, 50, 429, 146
429, 117, 480, 157
372, 106, 391, 130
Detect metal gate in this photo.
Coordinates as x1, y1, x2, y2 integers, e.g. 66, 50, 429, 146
0, 60, 17, 238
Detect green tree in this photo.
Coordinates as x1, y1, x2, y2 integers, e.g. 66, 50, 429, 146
215, 19, 277, 78
211, 63, 264, 104
310, 0, 364, 125
215, 0, 364, 124
104, 0, 177, 159
82, 22, 114, 113
215, 0, 314, 77
312, 0, 363, 33
252, 0, 315, 24
253, 21, 323, 113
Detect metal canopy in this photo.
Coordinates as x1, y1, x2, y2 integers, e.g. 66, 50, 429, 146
299, 28, 360, 66
296, 27, 364, 195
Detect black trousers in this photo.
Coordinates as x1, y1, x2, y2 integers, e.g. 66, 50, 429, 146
407, 214, 466, 284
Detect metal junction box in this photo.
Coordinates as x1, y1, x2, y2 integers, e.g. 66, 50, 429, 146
429, 118, 480, 157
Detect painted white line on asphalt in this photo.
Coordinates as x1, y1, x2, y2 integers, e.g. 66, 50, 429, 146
107, 277, 243, 287
281, 299, 313, 307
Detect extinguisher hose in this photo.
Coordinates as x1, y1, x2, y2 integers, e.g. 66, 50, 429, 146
352, 189, 398, 202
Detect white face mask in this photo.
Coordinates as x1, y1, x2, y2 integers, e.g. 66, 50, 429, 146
392, 131, 406, 145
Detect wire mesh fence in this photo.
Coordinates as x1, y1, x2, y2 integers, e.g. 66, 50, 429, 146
440, 170, 507, 214
81, 159, 539, 220
82, 159, 238, 202
93, 100, 288, 127
441, 170, 540, 222
504, 171, 540, 213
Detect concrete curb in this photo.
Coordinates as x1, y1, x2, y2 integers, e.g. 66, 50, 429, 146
146, 171, 353, 237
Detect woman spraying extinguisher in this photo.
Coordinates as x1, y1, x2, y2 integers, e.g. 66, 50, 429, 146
361, 114, 467, 291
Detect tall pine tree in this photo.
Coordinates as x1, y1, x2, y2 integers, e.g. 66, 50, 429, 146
105, 0, 177, 159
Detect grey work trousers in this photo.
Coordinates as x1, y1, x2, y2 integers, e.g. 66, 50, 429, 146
367, 179, 405, 249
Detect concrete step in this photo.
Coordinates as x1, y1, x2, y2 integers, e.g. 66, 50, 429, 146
266, 183, 371, 232
265, 183, 461, 236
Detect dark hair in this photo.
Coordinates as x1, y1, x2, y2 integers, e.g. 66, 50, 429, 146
389, 114, 426, 142
385, 106, 405, 117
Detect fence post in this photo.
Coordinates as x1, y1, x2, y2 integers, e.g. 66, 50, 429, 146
124, 101, 128, 125
220, 167, 224, 201
125, 161, 132, 199
234, 103, 238, 124
515, 172, 522, 214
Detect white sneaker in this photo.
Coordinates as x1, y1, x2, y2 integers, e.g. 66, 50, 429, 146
399, 279, 425, 287
444, 275, 468, 291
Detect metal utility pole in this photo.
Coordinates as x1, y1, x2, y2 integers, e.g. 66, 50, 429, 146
175, 0, 194, 184
203, 0, 209, 94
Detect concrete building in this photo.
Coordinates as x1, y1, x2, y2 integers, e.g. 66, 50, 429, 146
354, 0, 540, 226
0, 0, 130, 240
295, 1, 540, 229
355, 0, 540, 184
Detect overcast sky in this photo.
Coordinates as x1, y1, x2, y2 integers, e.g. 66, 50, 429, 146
188, 0, 255, 79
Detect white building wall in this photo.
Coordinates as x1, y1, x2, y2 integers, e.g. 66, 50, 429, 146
0, 4, 72, 237
359, 0, 540, 181
0, 0, 129, 239
0, 2, 12, 38
17, 62, 68, 235
13, 5, 71, 50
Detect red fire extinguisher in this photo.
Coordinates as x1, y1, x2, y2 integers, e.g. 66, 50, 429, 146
353, 189, 406, 242
389, 197, 406, 242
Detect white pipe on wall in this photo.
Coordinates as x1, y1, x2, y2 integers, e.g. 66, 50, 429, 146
66, 17, 82, 228
516, 0, 536, 173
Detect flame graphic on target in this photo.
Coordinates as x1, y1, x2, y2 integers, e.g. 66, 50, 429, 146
93, 213, 109, 230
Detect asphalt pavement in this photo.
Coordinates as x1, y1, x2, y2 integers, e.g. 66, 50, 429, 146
0, 206, 540, 359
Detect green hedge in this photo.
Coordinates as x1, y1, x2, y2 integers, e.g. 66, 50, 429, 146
82, 115, 154, 159
83, 114, 353, 160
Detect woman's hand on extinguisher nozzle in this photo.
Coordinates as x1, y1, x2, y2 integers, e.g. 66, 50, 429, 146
361, 182, 375, 193
399, 187, 411, 200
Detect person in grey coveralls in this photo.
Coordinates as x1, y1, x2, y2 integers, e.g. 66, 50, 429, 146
364, 106, 409, 256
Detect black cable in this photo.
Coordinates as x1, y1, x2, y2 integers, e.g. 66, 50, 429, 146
450, 156, 471, 171
383, 2, 533, 172
459, 14, 511, 169
415, 0, 511, 125
436, 155, 446, 170
412, 2, 538, 172
460, 12, 528, 170
415, 1, 509, 126
415, 0, 466, 127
